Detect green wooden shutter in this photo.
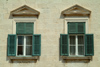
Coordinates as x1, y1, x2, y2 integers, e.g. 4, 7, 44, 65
60, 34, 69, 56
68, 22, 77, 34
77, 22, 85, 34
68, 22, 85, 34
32, 34, 41, 56
85, 34, 94, 56
25, 23, 33, 34
7, 34, 16, 56
16, 23, 25, 34
16, 23, 33, 34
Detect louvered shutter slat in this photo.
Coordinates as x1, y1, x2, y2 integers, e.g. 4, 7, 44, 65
16, 23, 25, 34
25, 23, 33, 34
7, 34, 16, 56
16, 23, 33, 34
60, 34, 68, 56
85, 34, 94, 56
68, 22, 77, 34
78, 22, 85, 34
32, 34, 41, 56
68, 22, 85, 34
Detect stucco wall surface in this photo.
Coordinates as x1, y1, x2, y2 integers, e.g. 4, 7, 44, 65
0, 0, 100, 67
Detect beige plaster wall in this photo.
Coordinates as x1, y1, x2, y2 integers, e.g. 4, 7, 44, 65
0, 0, 100, 67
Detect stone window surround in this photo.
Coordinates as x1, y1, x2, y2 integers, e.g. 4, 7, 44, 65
12, 17, 37, 34
8, 17, 39, 61
61, 17, 92, 61
8, 5, 40, 62
64, 17, 89, 34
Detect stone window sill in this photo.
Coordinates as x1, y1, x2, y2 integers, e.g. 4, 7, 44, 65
8, 56, 39, 62
61, 56, 92, 62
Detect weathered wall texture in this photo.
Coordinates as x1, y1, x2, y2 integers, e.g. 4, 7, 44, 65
0, 0, 100, 67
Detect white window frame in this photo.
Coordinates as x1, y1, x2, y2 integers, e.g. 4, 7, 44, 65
16, 35, 32, 56
69, 34, 85, 56
64, 17, 89, 57
12, 17, 37, 56
12, 17, 37, 34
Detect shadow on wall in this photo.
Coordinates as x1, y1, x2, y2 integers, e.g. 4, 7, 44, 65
9, 12, 13, 19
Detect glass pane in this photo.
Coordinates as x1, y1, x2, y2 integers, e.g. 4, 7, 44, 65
70, 46, 75, 55
78, 46, 84, 55
78, 36, 84, 46
18, 36, 24, 45
26, 36, 32, 45
70, 36, 75, 46
17, 46, 23, 55
26, 46, 32, 55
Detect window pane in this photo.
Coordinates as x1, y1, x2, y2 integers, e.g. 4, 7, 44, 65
78, 46, 84, 55
26, 46, 32, 55
70, 46, 75, 55
78, 36, 84, 46
70, 36, 75, 46
26, 36, 32, 45
17, 46, 23, 55
18, 36, 24, 45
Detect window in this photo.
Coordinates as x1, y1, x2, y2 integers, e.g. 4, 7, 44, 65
7, 22, 41, 57
60, 22, 94, 56
17, 36, 32, 56
16, 22, 33, 56
68, 22, 85, 56
69, 35, 84, 56
7, 5, 41, 60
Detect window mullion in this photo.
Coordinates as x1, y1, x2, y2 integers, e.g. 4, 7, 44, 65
24, 36, 26, 56
69, 35, 70, 56
16, 36, 18, 56
76, 35, 78, 56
